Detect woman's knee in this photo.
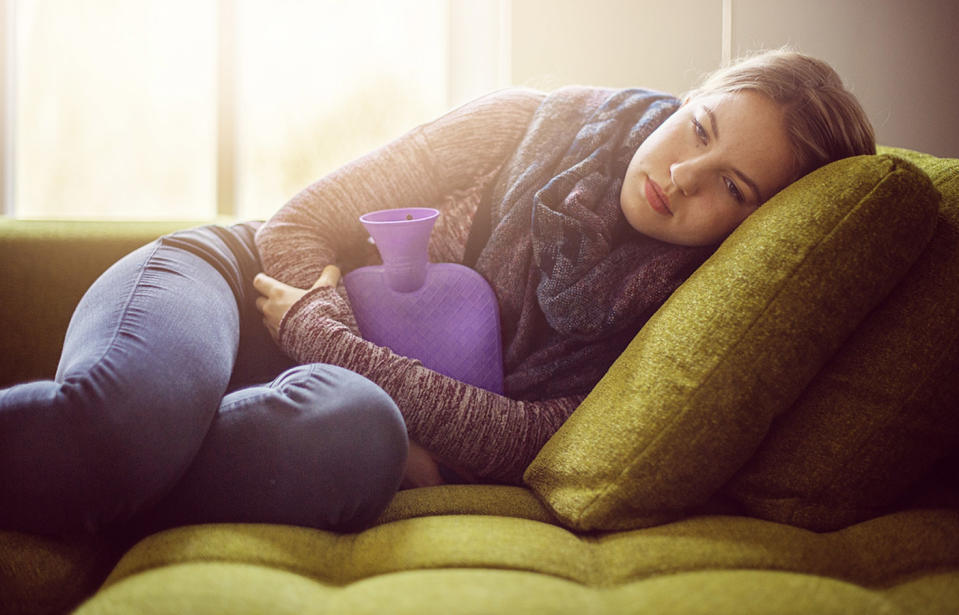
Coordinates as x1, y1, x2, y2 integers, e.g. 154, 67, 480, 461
271, 364, 410, 518
271, 364, 407, 448
155, 364, 408, 532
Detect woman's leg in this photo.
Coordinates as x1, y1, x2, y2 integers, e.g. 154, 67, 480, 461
143, 364, 408, 532
0, 224, 279, 534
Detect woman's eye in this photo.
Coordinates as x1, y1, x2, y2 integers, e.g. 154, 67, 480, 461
692, 119, 708, 144
724, 177, 745, 203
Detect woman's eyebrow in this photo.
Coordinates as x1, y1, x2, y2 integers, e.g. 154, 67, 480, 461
734, 169, 763, 203
704, 104, 763, 203
704, 105, 720, 140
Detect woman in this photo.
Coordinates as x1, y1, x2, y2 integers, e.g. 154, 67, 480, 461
0, 49, 874, 535
253, 49, 875, 488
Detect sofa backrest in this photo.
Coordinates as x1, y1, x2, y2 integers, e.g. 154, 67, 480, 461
0, 220, 199, 387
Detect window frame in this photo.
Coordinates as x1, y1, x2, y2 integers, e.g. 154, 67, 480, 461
2, 0, 14, 216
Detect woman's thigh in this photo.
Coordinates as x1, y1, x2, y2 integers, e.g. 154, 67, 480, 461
143, 364, 409, 532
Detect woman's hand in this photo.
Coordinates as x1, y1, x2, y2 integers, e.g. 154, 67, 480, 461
254, 265, 341, 341
401, 441, 446, 489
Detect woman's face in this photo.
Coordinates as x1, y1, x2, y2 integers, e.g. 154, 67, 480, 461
620, 90, 795, 246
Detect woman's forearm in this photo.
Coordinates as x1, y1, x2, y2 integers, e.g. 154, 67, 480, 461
279, 288, 580, 484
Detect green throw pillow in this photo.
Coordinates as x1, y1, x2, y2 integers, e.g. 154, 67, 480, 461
524, 154, 940, 531
724, 147, 959, 531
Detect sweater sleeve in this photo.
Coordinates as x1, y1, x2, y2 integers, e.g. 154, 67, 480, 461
255, 88, 546, 288
279, 287, 582, 484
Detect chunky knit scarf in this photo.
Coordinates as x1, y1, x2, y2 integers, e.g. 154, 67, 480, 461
475, 87, 715, 400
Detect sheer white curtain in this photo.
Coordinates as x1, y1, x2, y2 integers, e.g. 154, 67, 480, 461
2, 0, 508, 220
9, 0, 218, 218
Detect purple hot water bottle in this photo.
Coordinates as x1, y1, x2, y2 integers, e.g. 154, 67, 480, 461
343, 207, 505, 394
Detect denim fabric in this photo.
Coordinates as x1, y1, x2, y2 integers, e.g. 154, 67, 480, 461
0, 223, 407, 535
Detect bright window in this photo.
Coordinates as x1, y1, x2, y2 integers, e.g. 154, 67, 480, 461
233, 0, 448, 221
3, 0, 478, 220
12, 0, 218, 219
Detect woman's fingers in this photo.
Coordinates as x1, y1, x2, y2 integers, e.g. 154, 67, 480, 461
253, 274, 279, 319
255, 268, 339, 295
253, 272, 276, 296
253, 272, 303, 325
313, 265, 342, 289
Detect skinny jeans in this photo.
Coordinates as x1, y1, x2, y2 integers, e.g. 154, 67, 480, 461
0, 223, 408, 535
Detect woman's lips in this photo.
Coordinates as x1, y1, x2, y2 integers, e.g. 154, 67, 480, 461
644, 178, 673, 216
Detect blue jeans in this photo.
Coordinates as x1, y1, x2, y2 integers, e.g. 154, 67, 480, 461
0, 223, 408, 535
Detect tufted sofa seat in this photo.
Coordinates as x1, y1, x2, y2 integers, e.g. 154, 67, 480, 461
3, 484, 958, 614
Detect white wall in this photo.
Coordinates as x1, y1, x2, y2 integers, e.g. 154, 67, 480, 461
507, 0, 959, 157
732, 0, 959, 157
510, 0, 721, 95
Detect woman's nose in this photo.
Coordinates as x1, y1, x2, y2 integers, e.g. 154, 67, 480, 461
669, 159, 698, 197
670, 150, 715, 197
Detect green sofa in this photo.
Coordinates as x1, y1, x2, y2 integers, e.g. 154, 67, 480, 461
2, 147, 958, 614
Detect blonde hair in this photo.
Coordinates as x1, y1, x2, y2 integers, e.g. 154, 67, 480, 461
686, 48, 876, 181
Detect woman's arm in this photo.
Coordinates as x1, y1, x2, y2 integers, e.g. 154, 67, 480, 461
255, 88, 570, 483
255, 88, 545, 288
278, 287, 582, 484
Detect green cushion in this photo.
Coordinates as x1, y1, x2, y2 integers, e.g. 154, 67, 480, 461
724, 147, 959, 530
524, 154, 940, 531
